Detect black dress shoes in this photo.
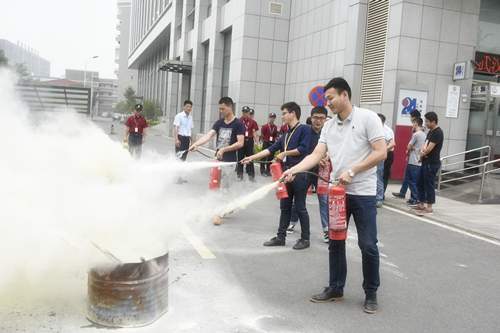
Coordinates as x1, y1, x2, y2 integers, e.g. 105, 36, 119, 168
310, 287, 344, 303
364, 293, 378, 313
263, 237, 285, 246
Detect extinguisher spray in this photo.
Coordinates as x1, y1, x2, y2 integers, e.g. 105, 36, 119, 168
328, 183, 347, 240
270, 162, 289, 199
209, 159, 220, 190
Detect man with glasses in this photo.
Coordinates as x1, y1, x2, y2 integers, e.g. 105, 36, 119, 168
242, 102, 312, 250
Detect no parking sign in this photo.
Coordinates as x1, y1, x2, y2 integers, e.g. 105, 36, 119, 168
309, 86, 326, 106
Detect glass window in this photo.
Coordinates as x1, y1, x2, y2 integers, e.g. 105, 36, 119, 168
477, 0, 500, 54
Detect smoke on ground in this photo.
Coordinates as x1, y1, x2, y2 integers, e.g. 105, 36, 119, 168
0, 68, 231, 299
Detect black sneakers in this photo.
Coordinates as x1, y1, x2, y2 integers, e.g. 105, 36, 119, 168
364, 293, 378, 314
263, 237, 285, 246
392, 192, 405, 199
310, 287, 344, 303
292, 239, 310, 250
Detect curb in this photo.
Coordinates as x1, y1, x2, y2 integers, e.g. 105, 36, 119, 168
383, 201, 500, 242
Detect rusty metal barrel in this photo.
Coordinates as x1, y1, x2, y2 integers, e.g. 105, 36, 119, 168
86, 252, 169, 327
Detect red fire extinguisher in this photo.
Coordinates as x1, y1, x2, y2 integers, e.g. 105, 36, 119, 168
328, 184, 347, 240
270, 162, 289, 200
317, 161, 331, 195
209, 159, 220, 190
307, 184, 312, 195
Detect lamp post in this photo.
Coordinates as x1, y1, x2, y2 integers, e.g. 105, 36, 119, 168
84, 56, 98, 116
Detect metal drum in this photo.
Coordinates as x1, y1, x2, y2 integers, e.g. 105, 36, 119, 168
86, 252, 169, 327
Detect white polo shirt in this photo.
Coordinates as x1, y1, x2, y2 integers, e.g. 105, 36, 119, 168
173, 111, 194, 137
318, 106, 385, 196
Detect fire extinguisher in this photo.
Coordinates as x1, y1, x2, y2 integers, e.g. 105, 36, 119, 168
209, 159, 220, 190
317, 161, 331, 195
307, 184, 312, 195
328, 184, 347, 240
270, 162, 289, 200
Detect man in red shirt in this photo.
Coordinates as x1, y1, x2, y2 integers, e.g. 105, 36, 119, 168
123, 104, 148, 158
237, 106, 259, 182
280, 123, 290, 134
259, 112, 277, 177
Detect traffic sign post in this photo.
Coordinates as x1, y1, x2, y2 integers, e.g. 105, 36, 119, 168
309, 86, 326, 106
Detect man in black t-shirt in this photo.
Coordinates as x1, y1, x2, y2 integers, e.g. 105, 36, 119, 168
410, 111, 444, 216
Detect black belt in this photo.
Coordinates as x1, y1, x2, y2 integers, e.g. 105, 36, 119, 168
130, 133, 142, 136
179, 135, 190, 138
245, 138, 254, 141
282, 164, 295, 170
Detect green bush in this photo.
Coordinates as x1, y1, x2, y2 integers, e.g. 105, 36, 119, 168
148, 120, 160, 127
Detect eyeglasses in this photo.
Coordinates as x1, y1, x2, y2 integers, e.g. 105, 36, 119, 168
312, 116, 326, 121
282, 111, 290, 116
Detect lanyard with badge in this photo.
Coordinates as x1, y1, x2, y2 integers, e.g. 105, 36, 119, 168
269, 123, 276, 142
243, 119, 250, 137
134, 116, 141, 133
283, 123, 300, 163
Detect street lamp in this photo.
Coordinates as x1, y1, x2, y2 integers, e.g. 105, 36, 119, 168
84, 56, 98, 87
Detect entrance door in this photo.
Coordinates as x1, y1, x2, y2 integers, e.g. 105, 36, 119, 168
468, 83, 500, 164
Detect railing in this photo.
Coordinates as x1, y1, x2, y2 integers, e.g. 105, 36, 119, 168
478, 158, 500, 201
437, 146, 491, 191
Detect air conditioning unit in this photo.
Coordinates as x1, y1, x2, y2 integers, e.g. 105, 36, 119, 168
269, 2, 283, 15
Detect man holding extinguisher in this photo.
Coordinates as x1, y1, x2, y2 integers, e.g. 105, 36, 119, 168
242, 102, 311, 250
282, 77, 386, 314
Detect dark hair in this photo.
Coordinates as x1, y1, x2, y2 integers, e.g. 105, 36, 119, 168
184, 100, 193, 106
281, 101, 301, 120
218, 97, 233, 108
377, 113, 386, 123
413, 117, 423, 127
311, 106, 328, 117
306, 117, 312, 125
425, 111, 438, 124
274, 131, 282, 138
323, 77, 352, 100
409, 110, 421, 118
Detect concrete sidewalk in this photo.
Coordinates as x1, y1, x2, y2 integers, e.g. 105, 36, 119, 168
383, 183, 500, 241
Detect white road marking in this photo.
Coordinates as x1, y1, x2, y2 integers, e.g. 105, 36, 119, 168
383, 206, 500, 247
179, 224, 216, 259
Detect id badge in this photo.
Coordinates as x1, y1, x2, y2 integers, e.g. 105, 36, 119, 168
245, 131, 249, 137
270, 137, 273, 142
135, 127, 138, 132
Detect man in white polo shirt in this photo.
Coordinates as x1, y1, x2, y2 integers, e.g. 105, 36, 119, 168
282, 77, 386, 314
173, 100, 194, 183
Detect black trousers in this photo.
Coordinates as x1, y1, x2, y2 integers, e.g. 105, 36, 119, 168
383, 151, 394, 194
175, 135, 190, 161
260, 141, 273, 174
237, 138, 255, 177
128, 134, 143, 158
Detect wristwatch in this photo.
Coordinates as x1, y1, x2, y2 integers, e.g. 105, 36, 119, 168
348, 169, 355, 178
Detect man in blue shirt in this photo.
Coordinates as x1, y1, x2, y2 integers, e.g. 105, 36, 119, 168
242, 102, 311, 250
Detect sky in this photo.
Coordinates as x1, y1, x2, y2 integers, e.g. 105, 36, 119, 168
0, 0, 118, 78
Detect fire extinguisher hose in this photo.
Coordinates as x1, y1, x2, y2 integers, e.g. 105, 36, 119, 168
280, 170, 338, 185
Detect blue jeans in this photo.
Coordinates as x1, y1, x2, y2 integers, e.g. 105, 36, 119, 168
290, 200, 298, 224
278, 173, 310, 240
416, 164, 440, 205
329, 195, 379, 294
406, 164, 420, 200
399, 160, 417, 199
318, 193, 328, 231
376, 161, 384, 201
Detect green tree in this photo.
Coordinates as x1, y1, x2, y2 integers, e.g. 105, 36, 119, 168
13, 62, 33, 83
123, 86, 136, 105
0, 50, 8, 68
142, 99, 162, 121
113, 100, 129, 114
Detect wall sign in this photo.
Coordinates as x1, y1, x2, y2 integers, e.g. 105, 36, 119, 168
474, 51, 500, 75
453, 61, 468, 80
491, 85, 500, 97
394, 86, 428, 126
446, 85, 460, 118
309, 86, 326, 106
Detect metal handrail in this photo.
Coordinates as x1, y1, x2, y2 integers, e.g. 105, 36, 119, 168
437, 146, 490, 191
478, 159, 500, 201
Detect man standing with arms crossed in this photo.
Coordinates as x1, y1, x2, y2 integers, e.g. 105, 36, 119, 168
237, 106, 259, 182
173, 100, 194, 183
259, 112, 278, 177
282, 78, 386, 313
189, 97, 244, 225
242, 102, 311, 250
411, 111, 443, 215
123, 104, 148, 158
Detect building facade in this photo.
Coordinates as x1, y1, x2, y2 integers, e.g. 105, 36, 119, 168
65, 69, 118, 116
116, 0, 139, 102
0, 39, 50, 77
126, 0, 500, 175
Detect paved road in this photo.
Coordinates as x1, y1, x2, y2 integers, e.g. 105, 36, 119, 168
2, 117, 499, 332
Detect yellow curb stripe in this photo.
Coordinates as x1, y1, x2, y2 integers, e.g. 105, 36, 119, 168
179, 224, 216, 259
